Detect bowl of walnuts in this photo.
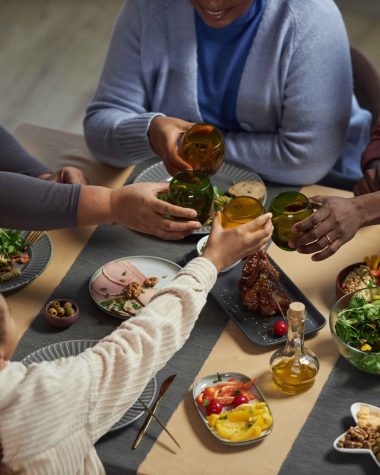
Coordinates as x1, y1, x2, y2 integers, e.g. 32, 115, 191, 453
45, 299, 79, 328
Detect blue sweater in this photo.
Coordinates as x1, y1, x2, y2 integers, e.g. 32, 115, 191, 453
84, 0, 371, 187
196, 0, 266, 131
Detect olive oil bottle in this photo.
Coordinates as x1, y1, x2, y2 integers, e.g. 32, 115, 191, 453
270, 302, 319, 395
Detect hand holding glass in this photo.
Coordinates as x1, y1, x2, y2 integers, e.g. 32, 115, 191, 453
269, 192, 313, 251
168, 170, 214, 225
221, 196, 265, 229
178, 123, 224, 176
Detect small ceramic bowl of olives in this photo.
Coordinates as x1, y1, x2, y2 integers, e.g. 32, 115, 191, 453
45, 299, 79, 328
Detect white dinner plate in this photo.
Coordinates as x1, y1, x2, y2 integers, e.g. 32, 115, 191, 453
89, 256, 181, 319
22, 339, 157, 432
333, 402, 380, 468
193, 371, 273, 446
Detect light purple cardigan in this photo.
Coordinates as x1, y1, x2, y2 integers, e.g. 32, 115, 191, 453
84, 0, 371, 186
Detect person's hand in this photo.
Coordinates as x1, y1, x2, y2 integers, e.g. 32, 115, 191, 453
353, 165, 380, 196
38, 166, 89, 185
110, 182, 202, 240
148, 116, 194, 176
202, 212, 273, 272
288, 195, 363, 261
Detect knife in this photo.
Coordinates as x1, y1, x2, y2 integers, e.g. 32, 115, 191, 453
137, 398, 180, 449
132, 374, 177, 449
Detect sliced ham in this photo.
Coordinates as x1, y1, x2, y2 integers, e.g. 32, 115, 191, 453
123, 299, 142, 316
91, 273, 125, 297
102, 260, 146, 286
91, 288, 109, 303
136, 288, 157, 307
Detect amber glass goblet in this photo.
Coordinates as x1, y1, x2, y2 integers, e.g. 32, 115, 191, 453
168, 170, 214, 225
269, 191, 313, 251
221, 196, 265, 229
178, 123, 224, 176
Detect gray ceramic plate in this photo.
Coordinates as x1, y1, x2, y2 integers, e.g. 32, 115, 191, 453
133, 161, 267, 234
89, 256, 181, 319
193, 371, 273, 446
0, 231, 52, 293
211, 255, 326, 346
22, 339, 157, 432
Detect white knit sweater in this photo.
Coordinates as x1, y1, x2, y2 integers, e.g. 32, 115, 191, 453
0, 258, 217, 474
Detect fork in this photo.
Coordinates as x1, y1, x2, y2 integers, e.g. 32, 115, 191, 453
25, 230, 45, 246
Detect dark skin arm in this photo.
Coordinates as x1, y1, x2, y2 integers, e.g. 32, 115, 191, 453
288, 192, 380, 261
353, 160, 380, 196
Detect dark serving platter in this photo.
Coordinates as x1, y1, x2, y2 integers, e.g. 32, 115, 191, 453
210, 255, 326, 346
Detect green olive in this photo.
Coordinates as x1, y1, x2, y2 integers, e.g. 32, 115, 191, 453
51, 301, 61, 309
57, 306, 66, 317
63, 301, 72, 310
375, 437, 380, 445
66, 307, 75, 316
377, 452, 380, 462
373, 446, 380, 455
48, 307, 58, 316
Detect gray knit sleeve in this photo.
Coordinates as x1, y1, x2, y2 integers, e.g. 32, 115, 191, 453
0, 172, 80, 230
0, 126, 51, 177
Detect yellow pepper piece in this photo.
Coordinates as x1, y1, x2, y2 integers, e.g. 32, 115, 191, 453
370, 255, 380, 270
261, 413, 273, 431
215, 420, 247, 439
360, 343, 372, 352
226, 410, 253, 422
207, 414, 220, 428
364, 256, 371, 268
230, 424, 262, 442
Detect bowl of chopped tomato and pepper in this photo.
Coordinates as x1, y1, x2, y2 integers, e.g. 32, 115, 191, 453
330, 287, 380, 375
193, 372, 273, 445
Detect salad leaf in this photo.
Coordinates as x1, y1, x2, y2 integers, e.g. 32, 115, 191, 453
0, 228, 27, 259
336, 293, 380, 352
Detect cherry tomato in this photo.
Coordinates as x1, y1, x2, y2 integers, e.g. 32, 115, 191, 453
205, 398, 223, 415
273, 320, 287, 336
232, 394, 249, 407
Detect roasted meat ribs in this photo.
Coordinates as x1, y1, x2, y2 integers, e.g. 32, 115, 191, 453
239, 251, 290, 316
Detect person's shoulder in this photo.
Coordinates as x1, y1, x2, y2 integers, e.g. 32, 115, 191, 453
284, 0, 342, 25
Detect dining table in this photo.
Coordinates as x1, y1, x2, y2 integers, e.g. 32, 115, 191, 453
8, 123, 380, 475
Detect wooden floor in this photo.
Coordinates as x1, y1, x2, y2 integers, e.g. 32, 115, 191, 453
0, 0, 123, 133
0, 0, 379, 135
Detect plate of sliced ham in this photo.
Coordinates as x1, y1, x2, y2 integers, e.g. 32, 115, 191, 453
89, 256, 181, 319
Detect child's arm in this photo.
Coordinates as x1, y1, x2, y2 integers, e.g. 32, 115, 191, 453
82, 257, 216, 441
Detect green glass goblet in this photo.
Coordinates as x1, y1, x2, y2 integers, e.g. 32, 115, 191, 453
269, 191, 313, 251
178, 123, 224, 176
168, 170, 214, 225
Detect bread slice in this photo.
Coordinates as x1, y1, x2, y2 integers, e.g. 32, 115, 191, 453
228, 180, 266, 202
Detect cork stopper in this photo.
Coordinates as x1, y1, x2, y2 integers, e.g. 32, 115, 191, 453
288, 302, 305, 319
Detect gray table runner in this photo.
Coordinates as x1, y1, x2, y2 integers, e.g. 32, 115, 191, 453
279, 357, 380, 475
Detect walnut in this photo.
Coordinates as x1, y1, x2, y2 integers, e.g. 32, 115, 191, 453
124, 282, 142, 299
143, 277, 159, 288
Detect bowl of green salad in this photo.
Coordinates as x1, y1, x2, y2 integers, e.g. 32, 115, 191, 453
330, 287, 380, 375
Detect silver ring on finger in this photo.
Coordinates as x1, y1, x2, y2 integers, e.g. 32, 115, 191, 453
326, 233, 333, 245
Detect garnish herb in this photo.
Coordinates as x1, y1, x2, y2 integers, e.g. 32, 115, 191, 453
213, 372, 223, 384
